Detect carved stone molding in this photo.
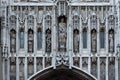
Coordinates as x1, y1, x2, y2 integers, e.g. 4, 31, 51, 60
10, 57, 16, 65
28, 57, 34, 64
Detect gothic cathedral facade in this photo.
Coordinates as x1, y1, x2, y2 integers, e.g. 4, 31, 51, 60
0, 0, 120, 80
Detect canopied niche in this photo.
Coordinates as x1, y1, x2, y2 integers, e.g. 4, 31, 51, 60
73, 29, 79, 53
100, 58, 106, 80
19, 58, 24, 80
108, 57, 115, 80
28, 29, 34, 53
58, 16, 67, 52
91, 57, 97, 78
91, 29, 97, 53
10, 29, 16, 53
28, 57, 34, 78
45, 29, 51, 53
108, 29, 114, 53
10, 57, 16, 80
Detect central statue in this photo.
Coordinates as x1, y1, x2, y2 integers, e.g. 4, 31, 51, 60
58, 17, 67, 52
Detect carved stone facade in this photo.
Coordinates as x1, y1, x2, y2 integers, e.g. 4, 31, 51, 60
0, 0, 120, 80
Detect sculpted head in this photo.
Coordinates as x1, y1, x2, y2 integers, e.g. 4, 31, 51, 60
61, 18, 65, 23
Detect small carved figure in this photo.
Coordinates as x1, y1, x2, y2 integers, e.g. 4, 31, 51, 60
46, 29, 51, 52
73, 30, 79, 52
109, 30, 114, 52
58, 18, 66, 52
28, 30, 33, 52
11, 31, 16, 52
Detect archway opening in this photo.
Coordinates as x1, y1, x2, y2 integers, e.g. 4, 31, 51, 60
30, 65, 96, 80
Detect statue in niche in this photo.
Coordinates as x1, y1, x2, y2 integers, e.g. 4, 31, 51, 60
58, 17, 66, 52
91, 30, 97, 52
28, 30, 33, 52
11, 30, 16, 53
73, 30, 79, 53
46, 29, 51, 53
109, 30, 114, 52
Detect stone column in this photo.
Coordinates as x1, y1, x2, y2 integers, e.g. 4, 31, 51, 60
98, 57, 100, 80
106, 57, 108, 80
115, 58, 118, 80
106, 18, 108, 55
16, 10, 19, 80
97, 17, 100, 55
24, 15, 28, 80
79, 15, 82, 56
2, 59, 5, 80
34, 16, 37, 73
117, 3, 120, 80
52, 6, 56, 68
68, 6, 72, 68
88, 16, 91, 55
42, 8, 45, 68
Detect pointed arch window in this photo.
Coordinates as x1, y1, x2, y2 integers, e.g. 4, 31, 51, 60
10, 29, 16, 53
82, 28, 87, 48
100, 28, 105, 48
20, 29, 24, 48
37, 28, 42, 49
28, 29, 34, 53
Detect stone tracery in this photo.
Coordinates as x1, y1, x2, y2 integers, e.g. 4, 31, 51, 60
1, 0, 119, 80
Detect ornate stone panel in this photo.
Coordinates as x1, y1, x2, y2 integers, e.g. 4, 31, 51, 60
91, 57, 97, 78
36, 57, 43, 71
108, 57, 115, 80
100, 58, 106, 80
10, 57, 16, 80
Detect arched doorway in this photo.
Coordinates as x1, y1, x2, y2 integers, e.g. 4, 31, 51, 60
29, 65, 96, 80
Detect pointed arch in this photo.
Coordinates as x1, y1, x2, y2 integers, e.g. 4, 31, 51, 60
82, 27, 87, 48
28, 65, 97, 80
37, 27, 42, 50
100, 27, 105, 48
19, 28, 24, 48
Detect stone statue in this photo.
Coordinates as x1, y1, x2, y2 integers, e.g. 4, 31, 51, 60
28, 31, 33, 52
11, 33, 16, 45
91, 30, 96, 52
46, 30, 51, 52
109, 31, 114, 52
58, 18, 66, 52
73, 30, 79, 53
11, 31, 16, 52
